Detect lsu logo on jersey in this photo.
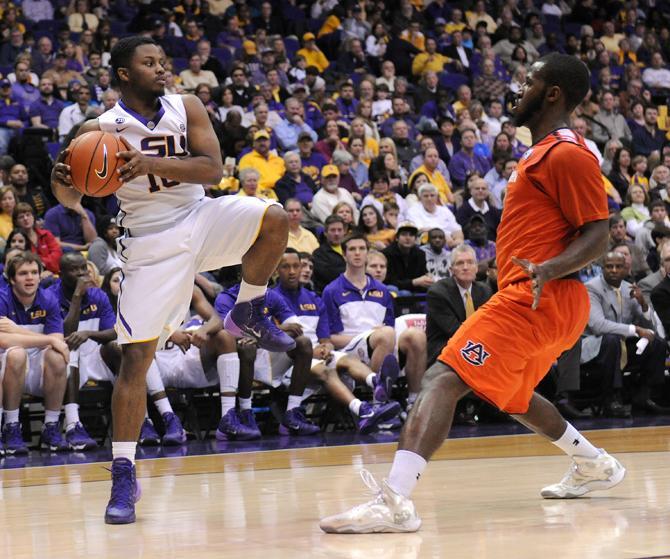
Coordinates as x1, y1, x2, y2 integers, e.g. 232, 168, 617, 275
368, 290, 384, 298
30, 309, 47, 320
82, 304, 98, 316
460, 340, 490, 366
300, 303, 317, 311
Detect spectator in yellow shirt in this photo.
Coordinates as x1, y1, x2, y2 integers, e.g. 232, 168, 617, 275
239, 130, 286, 191
285, 198, 320, 254
400, 21, 425, 52
411, 37, 451, 76
297, 32, 330, 72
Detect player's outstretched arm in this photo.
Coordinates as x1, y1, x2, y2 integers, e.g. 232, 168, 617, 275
116, 95, 223, 185
513, 219, 609, 309
51, 119, 102, 209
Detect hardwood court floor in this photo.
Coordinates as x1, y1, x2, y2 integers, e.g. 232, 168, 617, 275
1, 427, 670, 559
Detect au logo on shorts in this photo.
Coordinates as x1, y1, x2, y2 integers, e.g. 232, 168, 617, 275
460, 340, 490, 366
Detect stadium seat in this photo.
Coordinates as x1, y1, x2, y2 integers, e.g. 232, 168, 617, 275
284, 37, 300, 58
211, 47, 232, 65
439, 72, 469, 92
46, 142, 61, 162
172, 57, 189, 74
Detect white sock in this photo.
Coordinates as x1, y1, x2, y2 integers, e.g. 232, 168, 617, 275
238, 397, 252, 410
44, 409, 61, 425
64, 403, 80, 431
112, 441, 137, 465
154, 397, 173, 416
348, 398, 362, 416
552, 422, 601, 459
221, 396, 236, 416
365, 373, 376, 388
408, 392, 418, 406
387, 450, 427, 498
4, 408, 19, 425
218, 353, 240, 393
287, 395, 303, 411
236, 280, 267, 304
145, 361, 165, 394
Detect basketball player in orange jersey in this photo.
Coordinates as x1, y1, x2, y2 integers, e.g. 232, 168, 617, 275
320, 53, 626, 534
51, 37, 296, 524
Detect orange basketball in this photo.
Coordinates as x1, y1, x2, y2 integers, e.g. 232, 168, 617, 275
65, 131, 128, 197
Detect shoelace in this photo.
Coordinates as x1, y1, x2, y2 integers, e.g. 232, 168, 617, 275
358, 469, 386, 507
109, 464, 135, 508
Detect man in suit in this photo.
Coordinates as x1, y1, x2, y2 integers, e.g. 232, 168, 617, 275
581, 252, 667, 416
443, 30, 473, 74
650, 241, 670, 338
426, 244, 492, 365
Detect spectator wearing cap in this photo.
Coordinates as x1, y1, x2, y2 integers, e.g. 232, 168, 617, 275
426, 243, 492, 364
383, 222, 434, 295
275, 151, 318, 207
312, 215, 347, 292
464, 214, 497, 269
274, 98, 318, 152
179, 53, 218, 92
238, 129, 286, 191
290, 83, 325, 132
456, 176, 502, 241
448, 128, 491, 188
0, 79, 27, 155
407, 184, 463, 248
43, 52, 86, 99
311, 165, 359, 223
58, 87, 96, 142
43, 202, 97, 252
298, 132, 328, 182
285, 198, 320, 254
408, 147, 453, 205
297, 33, 329, 73
411, 37, 452, 77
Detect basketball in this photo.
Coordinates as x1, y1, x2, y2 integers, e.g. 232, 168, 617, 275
65, 131, 128, 197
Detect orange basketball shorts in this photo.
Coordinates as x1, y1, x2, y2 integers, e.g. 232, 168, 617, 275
439, 279, 589, 414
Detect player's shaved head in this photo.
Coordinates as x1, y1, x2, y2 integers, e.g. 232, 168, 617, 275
535, 53, 591, 112
110, 36, 159, 83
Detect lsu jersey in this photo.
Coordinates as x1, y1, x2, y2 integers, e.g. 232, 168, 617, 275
97, 94, 205, 234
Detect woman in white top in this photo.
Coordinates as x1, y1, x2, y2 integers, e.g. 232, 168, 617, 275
217, 86, 245, 122
621, 184, 650, 239
407, 183, 464, 248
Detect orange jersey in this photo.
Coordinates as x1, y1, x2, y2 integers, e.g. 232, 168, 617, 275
496, 129, 609, 290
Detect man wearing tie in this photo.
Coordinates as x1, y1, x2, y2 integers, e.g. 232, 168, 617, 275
425, 244, 492, 365
581, 252, 667, 416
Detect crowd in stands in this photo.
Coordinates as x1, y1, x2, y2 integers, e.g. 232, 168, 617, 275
1, 0, 670, 456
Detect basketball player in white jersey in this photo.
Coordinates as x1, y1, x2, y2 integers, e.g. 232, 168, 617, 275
51, 37, 295, 525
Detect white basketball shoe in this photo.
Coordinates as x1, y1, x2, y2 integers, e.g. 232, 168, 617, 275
319, 469, 422, 533
541, 451, 626, 499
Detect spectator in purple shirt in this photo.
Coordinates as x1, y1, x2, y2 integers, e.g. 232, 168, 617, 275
43, 203, 97, 252
29, 77, 65, 133
448, 127, 491, 188
0, 79, 27, 155
335, 81, 360, 123
275, 151, 318, 207
10, 59, 40, 112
